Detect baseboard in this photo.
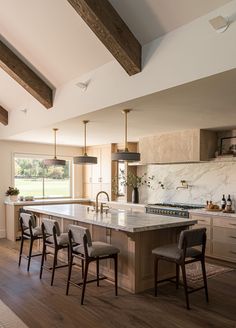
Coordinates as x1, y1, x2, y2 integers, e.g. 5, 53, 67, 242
0, 229, 6, 238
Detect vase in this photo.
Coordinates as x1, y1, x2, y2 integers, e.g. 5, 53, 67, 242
9, 195, 18, 202
132, 187, 139, 204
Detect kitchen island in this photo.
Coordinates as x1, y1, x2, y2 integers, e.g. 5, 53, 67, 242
24, 204, 197, 293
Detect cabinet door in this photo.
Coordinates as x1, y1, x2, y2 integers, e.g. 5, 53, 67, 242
100, 145, 111, 184
91, 148, 101, 184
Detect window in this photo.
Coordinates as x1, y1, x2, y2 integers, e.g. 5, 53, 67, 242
14, 154, 72, 198
117, 162, 125, 196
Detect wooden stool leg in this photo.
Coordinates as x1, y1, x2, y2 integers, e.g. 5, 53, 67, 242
18, 236, 24, 267
154, 257, 158, 296
201, 258, 209, 303
96, 258, 99, 287
81, 259, 84, 279
40, 243, 46, 279
181, 264, 190, 310
51, 248, 58, 286
114, 254, 118, 296
81, 261, 89, 305
27, 238, 34, 271
66, 255, 73, 296
176, 264, 179, 289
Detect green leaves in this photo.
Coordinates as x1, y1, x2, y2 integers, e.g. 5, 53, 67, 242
5, 186, 20, 196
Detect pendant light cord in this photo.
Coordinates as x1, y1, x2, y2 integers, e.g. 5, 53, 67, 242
83, 120, 89, 156
53, 128, 58, 159
122, 109, 130, 152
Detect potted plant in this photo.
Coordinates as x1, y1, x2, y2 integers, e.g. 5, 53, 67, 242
115, 170, 154, 203
5, 186, 20, 202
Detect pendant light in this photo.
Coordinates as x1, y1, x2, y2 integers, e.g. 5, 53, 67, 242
112, 109, 140, 162
73, 120, 97, 164
43, 128, 66, 166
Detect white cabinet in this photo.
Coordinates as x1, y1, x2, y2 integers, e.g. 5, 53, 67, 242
83, 145, 111, 199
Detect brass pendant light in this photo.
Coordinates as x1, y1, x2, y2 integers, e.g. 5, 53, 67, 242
73, 120, 97, 165
112, 109, 140, 162
43, 128, 66, 166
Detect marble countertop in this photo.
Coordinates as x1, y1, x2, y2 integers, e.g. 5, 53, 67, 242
189, 208, 236, 218
107, 201, 146, 208
5, 198, 91, 206
23, 204, 197, 233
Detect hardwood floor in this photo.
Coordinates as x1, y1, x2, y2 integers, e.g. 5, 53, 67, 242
0, 239, 235, 328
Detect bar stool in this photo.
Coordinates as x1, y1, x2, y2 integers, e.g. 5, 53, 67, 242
40, 218, 70, 286
18, 211, 43, 271
66, 224, 120, 305
152, 228, 209, 309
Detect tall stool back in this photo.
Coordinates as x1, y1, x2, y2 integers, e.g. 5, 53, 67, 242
18, 211, 42, 271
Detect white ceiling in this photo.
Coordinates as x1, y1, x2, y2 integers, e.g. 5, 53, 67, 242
0, 0, 113, 87
0, 0, 234, 140
109, 0, 232, 44
9, 69, 236, 146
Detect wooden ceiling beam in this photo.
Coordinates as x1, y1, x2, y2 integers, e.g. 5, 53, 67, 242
0, 40, 53, 109
0, 106, 8, 125
67, 0, 142, 76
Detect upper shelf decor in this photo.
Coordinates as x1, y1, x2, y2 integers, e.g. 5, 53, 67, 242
112, 109, 140, 162
73, 120, 97, 165
43, 128, 66, 166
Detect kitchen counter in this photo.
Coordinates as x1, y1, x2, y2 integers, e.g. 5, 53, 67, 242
189, 208, 236, 218
24, 203, 197, 293
24, 204, 197, 233
4, 198, 91, 206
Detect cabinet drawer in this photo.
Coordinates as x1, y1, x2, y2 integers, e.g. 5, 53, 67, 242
213, 217, 236, 229
213, 226, 236, 244
212, 241, 236, 263
190, 215, 211, 226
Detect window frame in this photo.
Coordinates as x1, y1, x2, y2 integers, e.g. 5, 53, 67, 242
13, 152, 73, 199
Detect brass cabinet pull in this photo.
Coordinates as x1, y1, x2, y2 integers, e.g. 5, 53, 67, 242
198, 219, 206, 222
229, 235, 236, 239
230, 223, 236, 226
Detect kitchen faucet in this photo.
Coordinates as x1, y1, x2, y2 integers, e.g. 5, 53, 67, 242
95, 191, 110, 213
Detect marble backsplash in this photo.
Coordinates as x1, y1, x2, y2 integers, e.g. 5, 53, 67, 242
137, 161, 236, 207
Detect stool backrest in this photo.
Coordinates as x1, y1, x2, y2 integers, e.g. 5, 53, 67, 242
42, 218, 61, 236
68, 224, 92, 248
178, 228, 206, 251
20, 212, 36, 229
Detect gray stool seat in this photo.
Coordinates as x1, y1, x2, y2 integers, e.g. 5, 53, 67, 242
74, 241, 120, 257
40, 218, 70, 286
66, 224, 120, 305
152, 228, 209, 310
24, 226, 42, 237
152, 244, 202, 262
47, 232, 69, 246
18, 211, 43, 271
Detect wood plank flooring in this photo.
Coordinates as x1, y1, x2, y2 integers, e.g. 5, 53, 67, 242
0, 239, 235, 328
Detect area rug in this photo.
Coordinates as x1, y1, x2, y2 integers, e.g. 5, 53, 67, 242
0, 300, 28, 328
183, 262, 234, 287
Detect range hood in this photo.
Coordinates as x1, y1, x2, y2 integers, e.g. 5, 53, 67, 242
138, 129, 218, 165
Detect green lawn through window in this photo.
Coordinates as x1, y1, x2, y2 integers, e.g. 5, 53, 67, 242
15, 178, 70, 198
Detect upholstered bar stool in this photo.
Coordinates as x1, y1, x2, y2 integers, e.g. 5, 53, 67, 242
40, 218, 70, 286
152, 228, 209, 309
18, 211, 43, 271
66, 224, 120, 305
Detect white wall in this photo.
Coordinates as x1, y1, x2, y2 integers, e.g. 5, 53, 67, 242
0, 140, 83, 237
138, 161, 236, 207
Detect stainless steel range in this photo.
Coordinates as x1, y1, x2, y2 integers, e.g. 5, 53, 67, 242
145, 203, 204, 218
